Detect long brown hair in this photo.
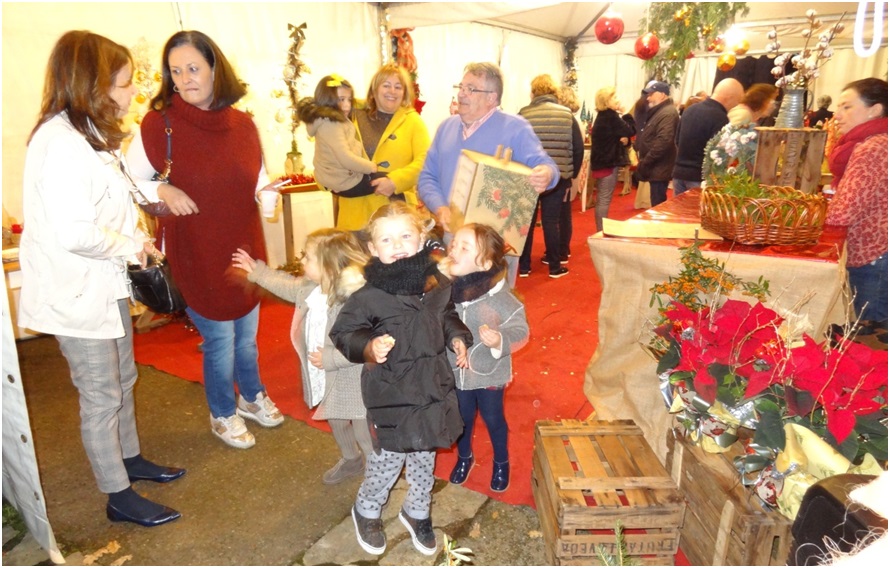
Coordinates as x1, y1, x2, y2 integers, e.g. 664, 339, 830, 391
30, 30, 132, 151
150, 30, 246, 111
461, 223, 508, 274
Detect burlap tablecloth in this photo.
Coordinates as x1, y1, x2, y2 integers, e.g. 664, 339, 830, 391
586, 189, 848, 462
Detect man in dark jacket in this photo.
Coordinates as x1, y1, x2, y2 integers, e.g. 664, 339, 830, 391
635, 81, 679, 206
672, 78, 744, 194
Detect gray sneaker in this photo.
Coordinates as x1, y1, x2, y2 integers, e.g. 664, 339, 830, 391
352, 505, 386, 555
322, 456, 364, 485
399, 508, 437, 556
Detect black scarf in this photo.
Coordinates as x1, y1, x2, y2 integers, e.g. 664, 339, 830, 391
452, 265, 505, 303
365, 240, 445, 295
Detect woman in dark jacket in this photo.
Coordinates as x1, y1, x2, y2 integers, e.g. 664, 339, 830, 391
588, 86, 635, 232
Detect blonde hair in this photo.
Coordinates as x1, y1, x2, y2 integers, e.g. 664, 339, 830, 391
366, 201, 433, 243
595, 86, 617, 112
305, 229, 368, 306
557, 86, 580, 113
366, 63, 415, 118
530, 74, 559, 98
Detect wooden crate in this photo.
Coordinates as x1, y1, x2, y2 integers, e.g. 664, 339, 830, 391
532, 419, 685, 565
753, 127, 828, 194
665, 431, 792, 566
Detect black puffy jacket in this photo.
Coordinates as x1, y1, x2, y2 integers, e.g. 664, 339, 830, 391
330, 255, 472, 452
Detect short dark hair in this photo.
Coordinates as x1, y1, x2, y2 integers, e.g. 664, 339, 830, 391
844, 78, 888, 117
743, 83, 778, 113
31, 30, 132, 151
150, 30, 246, 111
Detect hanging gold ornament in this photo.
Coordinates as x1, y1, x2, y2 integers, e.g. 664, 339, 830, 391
717, 53, 737, 71
134, 115, 143, 125
153, 71, 163, 83
135, 93, 147, 104
733, 39, 750, 56
674, 9, 685, 21
701, 24, 713, 37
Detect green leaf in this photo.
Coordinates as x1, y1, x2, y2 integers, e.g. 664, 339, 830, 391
656, 339, 681, 374
753, 408, 785, 450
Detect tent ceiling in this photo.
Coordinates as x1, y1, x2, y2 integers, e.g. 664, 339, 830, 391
384, 2, 883, 52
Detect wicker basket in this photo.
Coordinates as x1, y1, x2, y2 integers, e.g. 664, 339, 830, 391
700, 185, 828, 245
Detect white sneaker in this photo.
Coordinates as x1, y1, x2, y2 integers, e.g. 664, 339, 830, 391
236, 392, 284, 428
210, 414, 255, 449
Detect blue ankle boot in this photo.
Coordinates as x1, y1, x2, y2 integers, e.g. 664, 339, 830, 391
449, 454, 474, 485
491, 461, 510, 492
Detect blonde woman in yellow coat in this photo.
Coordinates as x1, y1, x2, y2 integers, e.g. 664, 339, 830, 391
338, 64, 430, 231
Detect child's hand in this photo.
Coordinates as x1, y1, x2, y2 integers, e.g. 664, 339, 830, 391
453, 338, 469, 368
479, 324, 502, 350
308, 348, 323, 369
232, 248, 257, 274
369, 334, 396, 363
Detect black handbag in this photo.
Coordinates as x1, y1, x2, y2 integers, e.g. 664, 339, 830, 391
128, 252, 186, 314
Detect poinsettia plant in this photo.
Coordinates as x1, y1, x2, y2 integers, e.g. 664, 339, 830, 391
650, 242, 888, 466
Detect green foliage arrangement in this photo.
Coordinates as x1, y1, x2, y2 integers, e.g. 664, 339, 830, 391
641, 2, 749, 86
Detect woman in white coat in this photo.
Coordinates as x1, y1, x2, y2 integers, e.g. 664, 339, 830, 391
19, 31, 184, 527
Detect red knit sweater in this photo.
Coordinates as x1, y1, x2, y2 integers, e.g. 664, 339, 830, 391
140, 95, 266, 320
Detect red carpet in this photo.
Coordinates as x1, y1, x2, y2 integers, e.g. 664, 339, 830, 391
133, 189, 641, 507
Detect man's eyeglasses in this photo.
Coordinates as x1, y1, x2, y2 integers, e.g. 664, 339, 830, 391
453, 84, 494, 95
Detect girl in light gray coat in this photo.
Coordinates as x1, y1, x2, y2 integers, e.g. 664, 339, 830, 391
232, 229, 370, 484
444, 223, 529, 493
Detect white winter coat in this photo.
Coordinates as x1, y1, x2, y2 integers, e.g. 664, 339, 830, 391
19, 113, 147, 339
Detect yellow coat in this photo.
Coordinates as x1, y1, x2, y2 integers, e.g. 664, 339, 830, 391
336, 105, 430, 231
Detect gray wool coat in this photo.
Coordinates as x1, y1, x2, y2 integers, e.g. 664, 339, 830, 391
449, 280, 529, 390
247, 262, 366, 420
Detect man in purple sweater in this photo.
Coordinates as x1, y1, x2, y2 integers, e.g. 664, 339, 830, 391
418, 63, 558, 283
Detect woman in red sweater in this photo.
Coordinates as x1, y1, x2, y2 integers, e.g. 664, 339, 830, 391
128, 31, 284, 448
827, 78, 888, 328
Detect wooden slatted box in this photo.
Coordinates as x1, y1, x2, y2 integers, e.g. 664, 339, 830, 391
532, 419, 686, 565
665, 430, 792, 565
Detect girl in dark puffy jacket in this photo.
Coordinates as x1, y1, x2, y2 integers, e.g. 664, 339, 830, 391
330, 201, 472, 558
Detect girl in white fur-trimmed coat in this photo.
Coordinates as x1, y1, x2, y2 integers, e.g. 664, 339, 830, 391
232, 229, 370, 484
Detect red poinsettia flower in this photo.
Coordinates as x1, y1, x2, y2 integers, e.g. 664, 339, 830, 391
693, 366, 718, 403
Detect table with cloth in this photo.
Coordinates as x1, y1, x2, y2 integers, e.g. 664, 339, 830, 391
585, 188, 849, 462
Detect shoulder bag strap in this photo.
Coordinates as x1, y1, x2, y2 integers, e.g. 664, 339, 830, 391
155, 112, 173, 182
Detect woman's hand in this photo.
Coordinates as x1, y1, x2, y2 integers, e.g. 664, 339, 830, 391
371, 176, 396, 197
138, 240, 157, 268
453, 338, 469, 368
157, 183, 199, 216
232, 248, 257, 274
478, 324, 503, 350
308, 348, 324, 369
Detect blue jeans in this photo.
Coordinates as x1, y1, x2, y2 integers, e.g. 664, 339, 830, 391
848, 253, 888, 322
671, 178, 700, 196
649, 180, 669, 206
456, 387, 508, 463
186, 304, 266, 418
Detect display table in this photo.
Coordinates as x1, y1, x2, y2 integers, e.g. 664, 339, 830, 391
279, 183, 334, 263
585, 189, 849, 462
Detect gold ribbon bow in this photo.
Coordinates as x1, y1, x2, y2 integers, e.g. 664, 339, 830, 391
326, 74, 345, 87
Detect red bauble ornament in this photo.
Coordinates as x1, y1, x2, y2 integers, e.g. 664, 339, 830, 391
594, 12, 625, 45
634, 33, 660, 60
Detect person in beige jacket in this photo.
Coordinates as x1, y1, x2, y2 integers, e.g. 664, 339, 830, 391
297, 75, 380, 197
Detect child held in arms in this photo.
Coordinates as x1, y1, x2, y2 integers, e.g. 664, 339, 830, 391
330, 201, 473, 557
443, 223, 529, 493
296, 75, 383, 197
232, 229, 370, 485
